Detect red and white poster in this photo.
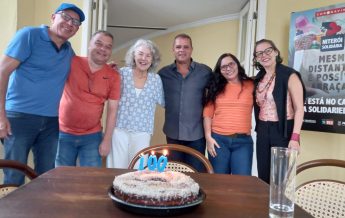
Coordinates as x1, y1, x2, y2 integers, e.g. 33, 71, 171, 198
288, 3, 345, 133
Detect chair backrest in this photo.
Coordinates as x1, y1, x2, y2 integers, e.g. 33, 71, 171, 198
295, 159, 345, 218
128, 144, 214, 173
0, 159, 38, 198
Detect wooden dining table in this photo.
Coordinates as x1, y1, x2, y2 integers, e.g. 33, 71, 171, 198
0, 166, 312, 218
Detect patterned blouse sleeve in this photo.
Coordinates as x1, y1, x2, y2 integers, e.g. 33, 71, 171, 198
156, 74, 165, 107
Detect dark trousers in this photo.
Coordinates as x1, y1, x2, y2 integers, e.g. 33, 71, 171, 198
256, 120, 293, 183
166, 137, 206, 173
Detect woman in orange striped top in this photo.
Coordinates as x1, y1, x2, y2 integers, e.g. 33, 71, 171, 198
203, 53, 254, 175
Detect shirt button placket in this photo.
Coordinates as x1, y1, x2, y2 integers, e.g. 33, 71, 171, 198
179, 80, 184, 137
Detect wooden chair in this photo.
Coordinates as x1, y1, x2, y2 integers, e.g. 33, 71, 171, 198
0, 159, 38, 198
295, 159, 345, 218
128, 144, 214, 173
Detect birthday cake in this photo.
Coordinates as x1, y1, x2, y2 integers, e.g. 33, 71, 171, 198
112, 170, 200, 206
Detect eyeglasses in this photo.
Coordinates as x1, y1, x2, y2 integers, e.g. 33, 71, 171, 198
220, 61, 236, 71
57, 12, 81, 26
255, 47, 274, 58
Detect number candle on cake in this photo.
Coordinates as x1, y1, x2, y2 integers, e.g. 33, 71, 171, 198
157, 149, 168, 172
147, 151, 157, 171
138, 150, 169, 172
138, 153, 145, 170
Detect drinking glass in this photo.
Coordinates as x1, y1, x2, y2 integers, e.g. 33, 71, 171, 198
269, 147, 297, 218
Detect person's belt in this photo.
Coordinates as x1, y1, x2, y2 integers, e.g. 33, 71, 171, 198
226, 133, 249, 138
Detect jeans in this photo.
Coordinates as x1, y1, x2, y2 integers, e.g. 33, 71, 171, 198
55, 131, 103, 167
209, 132, 253, 175
3, 111, 59, 185
166, 137, 206, 172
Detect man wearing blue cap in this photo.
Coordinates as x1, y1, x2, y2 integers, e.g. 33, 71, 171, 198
0, 3, 85, 185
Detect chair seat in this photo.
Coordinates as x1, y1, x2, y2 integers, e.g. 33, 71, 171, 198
0, 159, 38, 199
0, 186, 18, 198
296, 180, 345, 217
166, 161, 196, 173
295, 159, 345, 218
128, 144, 214, 173
296, 180, 345, 218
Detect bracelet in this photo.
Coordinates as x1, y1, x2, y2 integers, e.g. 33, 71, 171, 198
290, 133, 300, 142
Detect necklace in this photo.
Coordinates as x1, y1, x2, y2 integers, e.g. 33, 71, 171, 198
256, 72, 276, 93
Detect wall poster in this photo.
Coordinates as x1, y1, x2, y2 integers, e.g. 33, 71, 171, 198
288, 3, 345, 133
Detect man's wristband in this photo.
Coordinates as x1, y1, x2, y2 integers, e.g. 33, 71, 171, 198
290, 133, 300, 142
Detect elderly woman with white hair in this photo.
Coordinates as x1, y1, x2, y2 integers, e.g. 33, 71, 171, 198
107, 39, 164, 168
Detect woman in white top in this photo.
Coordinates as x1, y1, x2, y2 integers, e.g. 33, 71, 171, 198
107, 39, 164, 168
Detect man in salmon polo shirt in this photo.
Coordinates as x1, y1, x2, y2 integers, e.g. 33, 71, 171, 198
55, 30, 120, 167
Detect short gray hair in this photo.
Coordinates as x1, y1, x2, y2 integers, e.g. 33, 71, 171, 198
174, 33, 193, 48
91, 30, 113, 40
125, 39, 161, 72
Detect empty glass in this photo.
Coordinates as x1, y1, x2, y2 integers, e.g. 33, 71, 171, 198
269, 147, 298, 218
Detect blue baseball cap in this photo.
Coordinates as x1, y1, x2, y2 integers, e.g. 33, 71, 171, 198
55, 3, 85, 22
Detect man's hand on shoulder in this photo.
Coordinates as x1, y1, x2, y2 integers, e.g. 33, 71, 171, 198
107, 61, 119, 72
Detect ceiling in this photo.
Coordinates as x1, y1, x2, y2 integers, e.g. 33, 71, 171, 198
107, 0, 248, 51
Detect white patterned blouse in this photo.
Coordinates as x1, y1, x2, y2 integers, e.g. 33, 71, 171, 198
116, 67, 165, 134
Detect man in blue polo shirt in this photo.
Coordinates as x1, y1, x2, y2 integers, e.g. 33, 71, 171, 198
0, 3, 85, 185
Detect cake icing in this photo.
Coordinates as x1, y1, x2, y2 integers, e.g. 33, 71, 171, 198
112, 170, 200, 206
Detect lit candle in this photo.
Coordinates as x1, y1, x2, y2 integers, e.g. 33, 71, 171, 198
157, 149, 168, 172
138, 153, 145, 171
147, 151, 157, 171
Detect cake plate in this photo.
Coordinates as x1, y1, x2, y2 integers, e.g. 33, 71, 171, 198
108, 186, 206, 216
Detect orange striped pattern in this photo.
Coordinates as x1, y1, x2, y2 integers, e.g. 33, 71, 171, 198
203, 80, 254, 135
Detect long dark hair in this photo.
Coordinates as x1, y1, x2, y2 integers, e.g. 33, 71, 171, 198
204, 53, 251, 106
252, 39, 283, 71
